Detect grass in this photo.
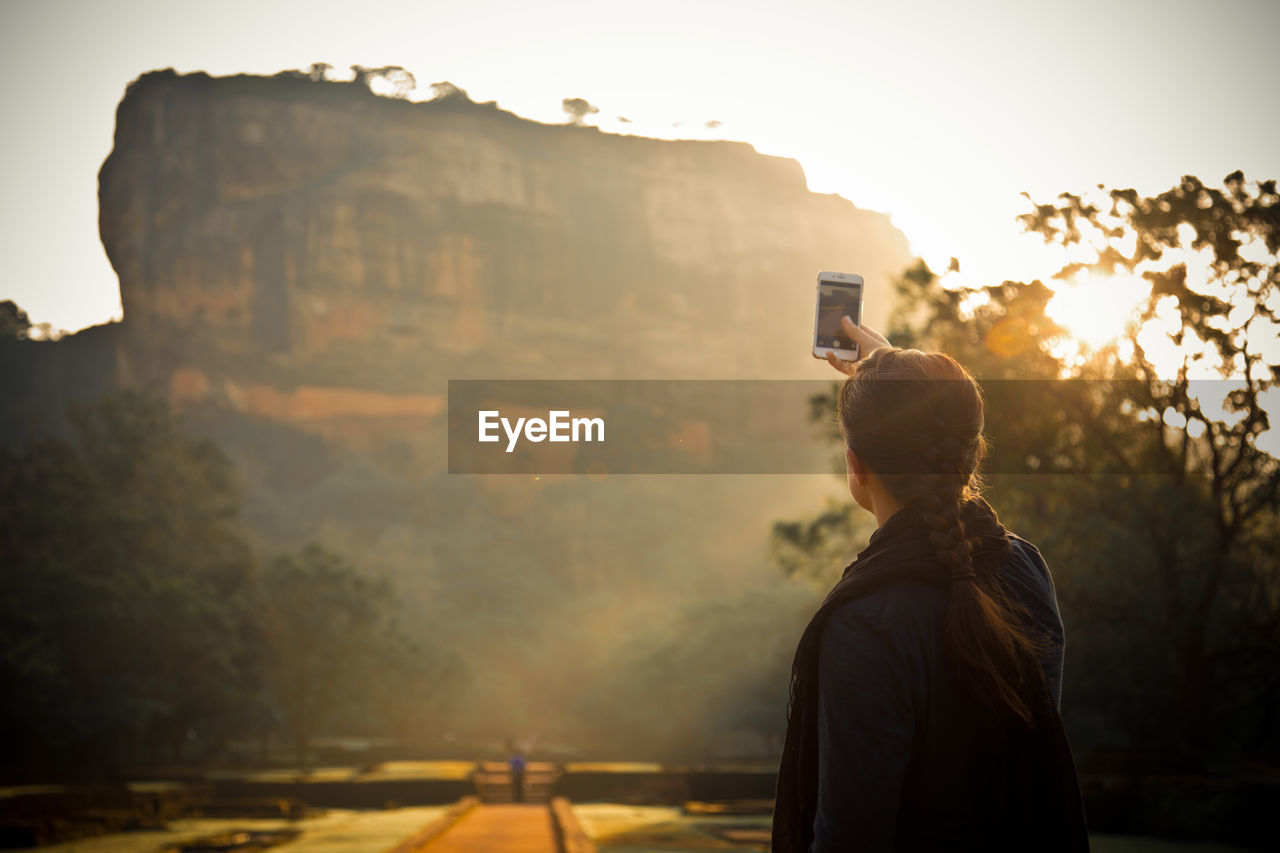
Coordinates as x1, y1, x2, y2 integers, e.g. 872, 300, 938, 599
573, 805, 1260, 852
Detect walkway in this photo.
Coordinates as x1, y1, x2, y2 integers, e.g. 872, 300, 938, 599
418, 804, 558, 853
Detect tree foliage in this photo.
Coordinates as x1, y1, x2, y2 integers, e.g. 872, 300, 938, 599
428, 81, 470, 102
1, 300, 32, 340
260, 542, 461, 768
351, 64, 417, 99
0, 390, 265, 772
770, 500, 874, 589
562, 97, 600, 126
1007, 172, 1280, 760
0, 390, 451, 777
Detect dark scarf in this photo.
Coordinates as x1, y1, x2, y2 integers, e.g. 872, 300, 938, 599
771, 497, 1089, 852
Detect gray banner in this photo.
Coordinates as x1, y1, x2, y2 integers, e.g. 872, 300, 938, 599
446, 379, 1256, 475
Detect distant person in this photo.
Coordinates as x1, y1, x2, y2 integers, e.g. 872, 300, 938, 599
508, 751, 526, 803
772, 318, 1089, 852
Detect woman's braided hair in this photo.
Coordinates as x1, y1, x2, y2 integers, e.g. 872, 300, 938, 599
836, 345, 1041, 726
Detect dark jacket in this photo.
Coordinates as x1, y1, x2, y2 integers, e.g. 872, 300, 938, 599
772, 498, 1089, 853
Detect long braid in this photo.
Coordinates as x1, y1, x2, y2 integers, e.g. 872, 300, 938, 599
920, 419, 976, 582
925, 414, 1038, 726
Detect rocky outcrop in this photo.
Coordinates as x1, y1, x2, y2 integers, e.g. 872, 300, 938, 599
99, 70, 910, 395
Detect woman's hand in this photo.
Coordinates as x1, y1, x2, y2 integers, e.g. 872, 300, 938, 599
825, 317, 894, 375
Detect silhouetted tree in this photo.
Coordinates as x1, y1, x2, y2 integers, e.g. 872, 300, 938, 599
0, 386, 456, 775
562, 97, 599, 126
428, 80, 470, 102
1009, 171, 1280, 759
0, 390, 267, 772
350, 65, 416, 98
0, 300, 31, 340
771, 500, 875, 589
260, 542, 447, 767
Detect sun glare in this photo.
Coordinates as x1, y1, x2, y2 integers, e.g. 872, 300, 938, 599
1045, 274, 1150, 350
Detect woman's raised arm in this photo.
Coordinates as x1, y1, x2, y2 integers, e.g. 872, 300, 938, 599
824, 316, 895, 375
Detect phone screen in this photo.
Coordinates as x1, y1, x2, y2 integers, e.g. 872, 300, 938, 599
816, 281, 863, 350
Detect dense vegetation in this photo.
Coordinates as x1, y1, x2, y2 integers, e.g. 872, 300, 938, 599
0, 388, 456, 778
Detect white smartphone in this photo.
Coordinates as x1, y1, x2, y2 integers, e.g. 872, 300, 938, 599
812, 270, 864, 361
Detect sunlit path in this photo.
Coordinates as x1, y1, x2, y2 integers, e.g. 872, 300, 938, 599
416, 804, 559, 853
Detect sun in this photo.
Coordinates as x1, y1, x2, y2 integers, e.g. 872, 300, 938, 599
1045, 274, 1150, 350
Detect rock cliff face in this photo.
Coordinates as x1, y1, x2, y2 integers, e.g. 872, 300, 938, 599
99, 70, 909, 389
87, 69, 914, 747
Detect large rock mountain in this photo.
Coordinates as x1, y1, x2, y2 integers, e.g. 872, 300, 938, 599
32, 68, 918, 752
99, 70, 909, 391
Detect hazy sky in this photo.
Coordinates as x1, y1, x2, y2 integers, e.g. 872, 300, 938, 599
2, 0, 1277, 334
